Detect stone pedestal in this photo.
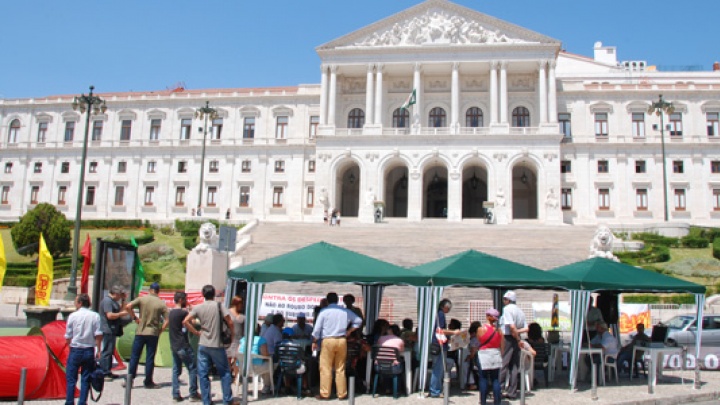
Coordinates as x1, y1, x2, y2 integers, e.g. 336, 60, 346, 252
545, 207, 563, 225
494, 206, 510, 225
24, 306, 60, 328
186, 248, 229, 293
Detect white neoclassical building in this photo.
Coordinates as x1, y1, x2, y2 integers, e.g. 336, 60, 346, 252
2, 0, 720, 226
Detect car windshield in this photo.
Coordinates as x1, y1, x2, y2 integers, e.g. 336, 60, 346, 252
665, 315, 694, 330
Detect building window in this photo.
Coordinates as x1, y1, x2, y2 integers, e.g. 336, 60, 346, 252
114, 186, 125, 206
306, 185, 315, 208
8, 119, 20, 143
178, 161, 187, 173
635, 160, 646, 174
597, 160, 609, 173
33, 162, 42, 173
120, 120, 132, 141
594, 113, 609, 137
207, 186, 217, 206
274, 160, 285, 173
714, 189, 720, 211
144, 186, 154, 206
64, 121, 75, 142
309, 116, 319, 138
61, 162, 70, 173
347, 108, 365, 129
211, 118, 223, 140
209, 160, 219, 173
180, 118, 192, 140
673, 160, 684, 174
308, 160, 316, 173
272, 186, 284, 207
465, 107, 483, 128
636, 189, 648, 211
558, 113, 571, 138
707, 113, 719, 137
429, 107, 447, 128
85, 186, 96, 206
57, 186, 67, 205
276, 116, 288, 139
30, 186, 39, 204
712, 161, 720, 174
561, 188, 572, 210
560, 160, 571, 174
598, 188, 610, 210
392, 108, 410, 128
4, 162, 12, 173
674, 189, 686, 211
117, 161, 127, 173
669, 113, 683, 137
92, 120, 103, 141
150, 119, 161, 140
37, 122, 48, 142
243, 117, 255, 139
147, 161, 156, 173
512, 107, 530, 128
241, 160, 251, 173
632, 113, 645, 137
239, 186, 250, 207
175, 186, 185, 206
89, 161, 98, 173
1, 186, 10, 204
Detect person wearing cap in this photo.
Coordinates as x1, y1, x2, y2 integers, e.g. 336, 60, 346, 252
477, 309, 504, 405
124, 282, 168, 389
99, 285, 130, 381
499, 291, 527, 400
292, 312, 313, 339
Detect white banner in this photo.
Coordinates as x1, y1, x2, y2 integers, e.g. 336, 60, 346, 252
259, 293, 325, 321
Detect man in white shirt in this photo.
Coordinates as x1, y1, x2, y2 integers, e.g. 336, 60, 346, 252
585, 322, 618, 376
499, 291, 527, 400
64, 293, 102, 405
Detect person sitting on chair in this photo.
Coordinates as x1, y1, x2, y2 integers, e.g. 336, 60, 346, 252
617, 323, 650, 376
584, 322, 618, 379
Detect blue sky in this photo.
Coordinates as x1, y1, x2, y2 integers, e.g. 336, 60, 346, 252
1, 0, 717, 99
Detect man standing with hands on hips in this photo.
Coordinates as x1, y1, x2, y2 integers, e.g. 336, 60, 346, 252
124, 282, 168, 389
499, 291, 527, 400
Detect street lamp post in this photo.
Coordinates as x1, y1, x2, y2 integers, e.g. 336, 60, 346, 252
66, 86, 106, 300
195, 101, 218, 215
648, 94, 675, 222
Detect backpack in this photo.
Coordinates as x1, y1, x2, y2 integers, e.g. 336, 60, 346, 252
89, 361, 104, 402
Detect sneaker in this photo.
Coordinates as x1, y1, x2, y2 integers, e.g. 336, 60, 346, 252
189, 394, 202, 402
144, 382, 161, 389
173, 396, 184, 403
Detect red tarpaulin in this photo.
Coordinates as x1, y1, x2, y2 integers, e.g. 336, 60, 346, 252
139, 290, 204, 307
41, 320, 71, 365
0, 335, 69, 400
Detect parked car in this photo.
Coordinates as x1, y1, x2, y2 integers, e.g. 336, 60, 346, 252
664, 314, 720, 347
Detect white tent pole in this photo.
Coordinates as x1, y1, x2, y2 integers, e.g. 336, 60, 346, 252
694, 293, 705, 389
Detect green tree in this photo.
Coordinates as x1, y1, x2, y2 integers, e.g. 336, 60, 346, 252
11, 203, 71, 258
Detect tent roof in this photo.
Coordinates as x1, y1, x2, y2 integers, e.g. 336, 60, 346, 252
411, 249, 576, 289
549, 257, 706, 294
227, 241, 427, 286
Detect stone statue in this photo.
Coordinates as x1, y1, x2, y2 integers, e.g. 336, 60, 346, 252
365, 187, 376, 207
318, 187, 330, 210
588, 226, 619, 261
495, 187, 506, 207
545, 188, 559, 210
194, 222, 219, 252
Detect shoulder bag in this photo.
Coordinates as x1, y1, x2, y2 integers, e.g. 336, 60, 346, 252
476, 327, 502, 370
217, 302, 232, 347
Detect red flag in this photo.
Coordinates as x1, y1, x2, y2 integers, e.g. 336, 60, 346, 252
80, 234, 92, 294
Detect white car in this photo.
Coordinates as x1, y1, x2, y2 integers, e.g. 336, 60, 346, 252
664, 314, 720, 347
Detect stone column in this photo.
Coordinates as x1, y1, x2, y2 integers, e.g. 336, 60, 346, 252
451, 62, 460, 133
328, 65, 337, 127
447, 171, 462, 222
413, 63, 423, 133
374, 64, 384, 125
365, 64, 375, 126
490, 61, 498, 125
320, 65, 328, 125
500, 61, 508, 124
538, 60, 548, 124
407, 171, 422, 221
548, 60, 557, 123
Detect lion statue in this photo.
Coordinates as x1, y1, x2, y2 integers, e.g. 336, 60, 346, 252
194, 222, 219, 252
589, 225, 618, 261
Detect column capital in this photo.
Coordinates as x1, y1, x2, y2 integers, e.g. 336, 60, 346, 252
490, 60, 498, 69
452, 62, 460, 71
414, 62, 423, 73
376, 63, 384, 72
329, 64, 338, 74
548, 60, 557, 69
537, 60, 548, 70
367, 64, 375, 73
499, 60, 508, 69
320, 64, 327, 73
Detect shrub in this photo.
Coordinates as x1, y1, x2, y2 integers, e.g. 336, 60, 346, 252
105, 228, 155, 246
74, 219, 144, 229
183, 237, 197, 251
714, 238, 720, 260
631, 232, 680, 248
159, 225, 175, 236
615, 245, 670, 265
175, 219, 220, 237
681, 235, 709, 249
623, 293, 696, 305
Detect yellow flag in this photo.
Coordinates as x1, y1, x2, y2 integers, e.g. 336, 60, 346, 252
0, 234, 6, 291
35, 234, 53, 306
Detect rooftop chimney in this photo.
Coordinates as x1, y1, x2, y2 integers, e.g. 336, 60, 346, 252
593, 41, 618, 66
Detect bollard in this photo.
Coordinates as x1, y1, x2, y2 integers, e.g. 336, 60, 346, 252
241, 376, 249, 405
124, 374, 132, 405
443, 371, 450, 405
591, 363, 598, 401
348, 376, 355, 405
18, 368, 27, 405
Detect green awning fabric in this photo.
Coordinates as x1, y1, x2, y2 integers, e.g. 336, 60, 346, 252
227, 241, 427, 286
549, 257, 706, 294
411, 249, 576, 289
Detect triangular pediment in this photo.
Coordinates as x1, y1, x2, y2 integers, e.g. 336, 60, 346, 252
317, 0, 560, 52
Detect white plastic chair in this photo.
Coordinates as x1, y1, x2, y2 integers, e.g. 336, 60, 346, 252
604, 353, 619, 384
234, 354, 275, 400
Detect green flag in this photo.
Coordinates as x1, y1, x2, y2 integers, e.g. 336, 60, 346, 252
401, 89, 416, 110
130, 237, 145, 295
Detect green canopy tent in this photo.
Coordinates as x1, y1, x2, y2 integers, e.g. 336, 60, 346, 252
410, 250, 577, 396
226, 241, 427, 402
549, 257, 706, 391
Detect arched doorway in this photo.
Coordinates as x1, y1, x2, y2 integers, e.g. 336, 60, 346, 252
423, 165, 448, 218
384, 166, 408, 217
511, 164, 537, 219
337, 164, 360, 217
462, 166, 488, 218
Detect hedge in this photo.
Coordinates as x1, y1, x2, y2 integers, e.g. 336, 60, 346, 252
681, 235, 710, 249
631, 232, 680, 248
615, 245, 670, 265
623, 293, 696, 305
103, 228, 155, 246
183, 237, 197, 251
714, 238, 720, 260
67, 219, 148, 229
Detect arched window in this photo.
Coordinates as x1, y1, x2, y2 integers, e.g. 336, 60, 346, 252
392, 108, 409, 128
465, 107, 483, 127
347, 108, 365, 129
8, 119, 20, 143
512, 106, 530, 127
429, 107, 446, 128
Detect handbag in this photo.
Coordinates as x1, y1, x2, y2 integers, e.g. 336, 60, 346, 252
89, 361, 105, 402
476, 327, 502, 370
430, 342, 442, 356
217, 302, 232, 347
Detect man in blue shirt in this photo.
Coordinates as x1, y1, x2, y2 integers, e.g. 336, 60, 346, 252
428, 299, 460, 398
64, 294, 102, 405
